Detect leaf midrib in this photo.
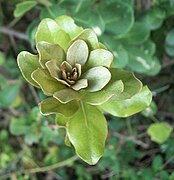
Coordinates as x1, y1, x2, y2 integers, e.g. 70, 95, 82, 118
80, 101, 89, 128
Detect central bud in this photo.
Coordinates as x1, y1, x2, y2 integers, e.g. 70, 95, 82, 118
59, 61, 81, 86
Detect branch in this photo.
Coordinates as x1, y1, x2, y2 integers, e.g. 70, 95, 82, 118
0, 155, 78, 179
0, 26, 28, 41
113, 132, 149, 149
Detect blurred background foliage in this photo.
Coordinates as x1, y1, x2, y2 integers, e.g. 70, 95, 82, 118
0, 0, 174, 179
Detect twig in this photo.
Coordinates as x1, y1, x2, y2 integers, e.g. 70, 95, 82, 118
101, 170, 116, 179
0, 26, 28, 41
113, 132, 149, 149
160, 155, 174, 170
28, 84, 40, 104
152, 84, 170, 96
162, 59, 174, 69
0, 155, 78, 179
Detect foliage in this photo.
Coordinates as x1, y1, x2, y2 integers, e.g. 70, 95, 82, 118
0, 0, 174, 179
17, 15, 151, 164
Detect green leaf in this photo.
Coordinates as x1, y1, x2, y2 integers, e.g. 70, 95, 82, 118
165, 44, 174, 56
72, 29, 99, 50
85, 49, 113, 70
17, 51, 40, 87
74, 8, 105, 35
31, 68, 65, 95
10, 118, 29, 135
100, 86, 152, 117
36, 18, 71, 50
35, 18, 60, 43
53, 89, 81, 103
165, 29, 174, 56
152, 155, 163, 171
169, 172, 174, 180
165, 29, 174, 46
112, 45, 128, 68
82, 66, 111, 92
98, 1, 134, 36
81, 80, 124, 105
142, 101, 158, 117
141, 40, 156, 56
72, 79, 88, 91
36, 41, 65, 67
119, 22, 150, 45
0, 83, 21, 107
66, 40, 88, 66
39, 97, 79, 117
127, 47, 161, 75
67, 102, 108, 165
56, 114, 69, 126
109, 68, 142, 100
14, 1, 37, 17
0, 52, 5, 65
45, 60, 61, 79
147, 123, 173, 144
101, 35, 128, 68
143, 8, 166, 30
55, 15, 83, 39
40, 6, 65, 19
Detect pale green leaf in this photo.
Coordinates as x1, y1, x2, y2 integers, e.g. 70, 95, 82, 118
99, 42, 107, 49
66, 40, 88, 66
35, 18, 71, 50
36, 18, 60, 43
72, 79, 88, 91
147, 123, 173, 144
67, 103, 108, 165
55, 15, 83, 39
45, 60, 60, 79
17, 51, 40, 87
100, 86, 152, 117
82, 66, 111, 92
53, 30, 71, 50
81, 80, 124, 105
72, 29, 99, 50
84, 49, 113, 70
14, 1, 37, 17
53, 89, 81, 103
56, 114, 69, 126
36, 41, 65, 67
109, 68, 142, 100
65, 132, 71, 147
31, 68, 64, 96
39, 97, 79, 117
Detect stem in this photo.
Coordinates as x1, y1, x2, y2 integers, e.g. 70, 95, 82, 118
0, 155, 78, 179
0, 26, 28, 41
126, 118, 133, 135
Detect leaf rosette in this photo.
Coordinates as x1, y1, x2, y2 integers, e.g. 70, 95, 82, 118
17, 15, 152, 165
